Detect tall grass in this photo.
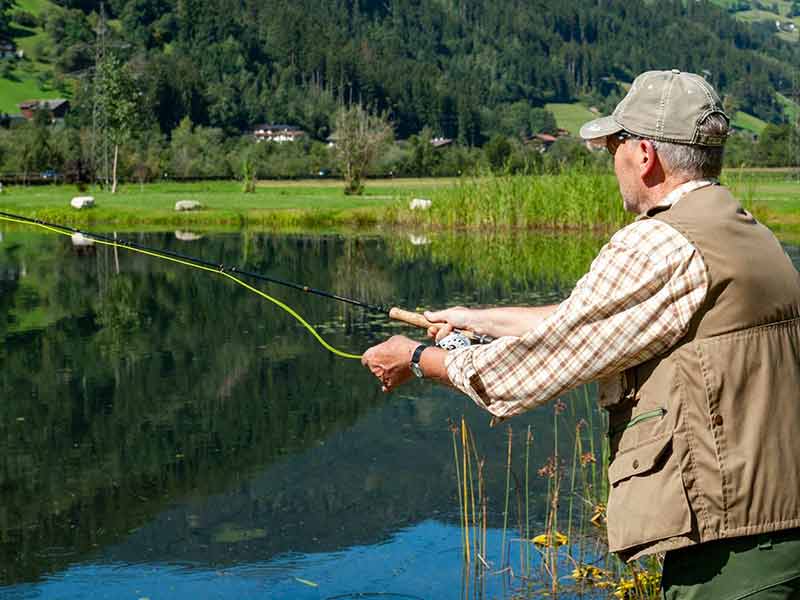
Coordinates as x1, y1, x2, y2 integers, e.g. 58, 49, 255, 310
405, 171, 627, 230
452, 389, 662, 600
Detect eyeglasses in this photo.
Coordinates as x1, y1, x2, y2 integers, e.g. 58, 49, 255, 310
606, 131, 636, 156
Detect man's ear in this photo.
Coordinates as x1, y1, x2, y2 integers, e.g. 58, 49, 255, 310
638, 139, 660, 180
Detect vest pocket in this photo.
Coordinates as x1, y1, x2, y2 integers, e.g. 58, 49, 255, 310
606, 432, 692, 554
608, 407, 667, 438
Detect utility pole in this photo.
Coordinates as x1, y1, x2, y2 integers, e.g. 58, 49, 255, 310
91, 3, 110, 189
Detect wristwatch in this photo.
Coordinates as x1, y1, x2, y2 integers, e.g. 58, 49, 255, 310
410, 344, 429, 378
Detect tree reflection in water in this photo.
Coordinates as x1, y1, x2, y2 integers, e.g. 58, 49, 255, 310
0, 229, 607, 595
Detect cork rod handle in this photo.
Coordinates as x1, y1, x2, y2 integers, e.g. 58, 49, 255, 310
388, 306, 488, 343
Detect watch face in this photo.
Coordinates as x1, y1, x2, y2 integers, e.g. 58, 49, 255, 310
411, 362, 424, 378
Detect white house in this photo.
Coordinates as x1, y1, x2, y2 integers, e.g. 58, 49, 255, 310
252, 124, 305, 143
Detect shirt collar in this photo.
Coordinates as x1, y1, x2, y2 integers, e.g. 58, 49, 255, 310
639, 178, 718, 219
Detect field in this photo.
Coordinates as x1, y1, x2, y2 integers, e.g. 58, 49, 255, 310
0, 172, 797, 232
723, 170, 800, 237
711, 0, 800, 41
731, 110, 768, 134
0, 0, 69, 114
778, 93, 800, 125
545, 103, 599, 135
0, 66, 64, 114
0, 178, 455, 228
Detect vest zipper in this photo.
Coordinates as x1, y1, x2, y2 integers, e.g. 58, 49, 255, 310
609, 408, 667, 437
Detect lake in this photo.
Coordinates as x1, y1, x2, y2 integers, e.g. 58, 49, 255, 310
1, 228, 797, 599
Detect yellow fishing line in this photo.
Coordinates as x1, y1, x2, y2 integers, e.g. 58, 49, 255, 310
0, 215, 363, 360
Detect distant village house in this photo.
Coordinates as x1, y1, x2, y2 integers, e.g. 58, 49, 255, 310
430, 137, 453, 149
18, 99, 70, 121
775, 20, 797, 32
526, 132, 558, 152
253, 124, 305, 143
523, 127, 570, 150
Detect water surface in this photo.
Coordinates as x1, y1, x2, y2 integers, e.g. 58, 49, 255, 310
1, 229, 796, 599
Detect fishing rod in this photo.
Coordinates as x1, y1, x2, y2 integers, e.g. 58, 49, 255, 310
0, 211, 492, 357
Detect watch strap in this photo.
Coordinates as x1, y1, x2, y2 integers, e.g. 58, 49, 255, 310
411, 344, 429, 366
411, 344, 429, 377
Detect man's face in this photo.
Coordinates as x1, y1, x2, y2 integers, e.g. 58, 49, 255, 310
608, 134, 645, 214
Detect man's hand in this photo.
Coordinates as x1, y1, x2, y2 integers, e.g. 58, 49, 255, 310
425, 304, 560, 339
424, 306, 474, 342
361, 335, 419, 392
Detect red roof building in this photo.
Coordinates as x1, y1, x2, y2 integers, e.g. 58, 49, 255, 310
19, 99, 70, 121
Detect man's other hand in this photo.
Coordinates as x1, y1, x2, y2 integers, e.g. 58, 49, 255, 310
361, 335, 418, 393
424, 306, 474, 342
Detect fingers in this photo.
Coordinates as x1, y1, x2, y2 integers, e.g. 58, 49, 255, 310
427, 323, 457, 342
424, 307, 469, 330
435, 323, 454, 343
360, 340, 408, 393
423, 309, 447, 323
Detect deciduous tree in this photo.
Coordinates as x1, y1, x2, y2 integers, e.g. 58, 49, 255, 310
332, 105, 392, 195
96, 54, 140, 192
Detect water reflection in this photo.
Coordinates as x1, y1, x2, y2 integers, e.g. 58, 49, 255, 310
5, 522, 516, 600
1, 230, 796, 599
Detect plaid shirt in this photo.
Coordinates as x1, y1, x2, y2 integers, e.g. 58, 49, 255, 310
445, 180, 714, 419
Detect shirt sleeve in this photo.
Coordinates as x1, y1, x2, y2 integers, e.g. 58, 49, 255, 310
444, 219, 708, 419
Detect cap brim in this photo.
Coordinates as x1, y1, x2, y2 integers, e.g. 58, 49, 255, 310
579, 116, 623, 141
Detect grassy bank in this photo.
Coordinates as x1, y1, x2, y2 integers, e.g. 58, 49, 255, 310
0, 171, 798, 233
0, 173, 629, 231
722, 169, 800, 239
0, 178, 457, 228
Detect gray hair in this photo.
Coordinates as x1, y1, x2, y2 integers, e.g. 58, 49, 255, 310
651, 112, 728, 179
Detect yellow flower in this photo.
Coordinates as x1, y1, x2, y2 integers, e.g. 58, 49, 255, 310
590, 503, 606, 527
595, 580, 615, 589
571, 564, 612, 587
613, 577, 636, 599
531, 531, 569, 547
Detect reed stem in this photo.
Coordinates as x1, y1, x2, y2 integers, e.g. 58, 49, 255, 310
524, 425, 532, 576
501, 425, 512, 568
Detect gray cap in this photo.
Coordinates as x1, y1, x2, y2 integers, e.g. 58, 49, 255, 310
579, 69, 729, 146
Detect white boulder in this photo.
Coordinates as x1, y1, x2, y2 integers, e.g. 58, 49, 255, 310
71, 232, 94, 247
409, 198, 432, 210
175, 200, 203, 212
70, 196, 94, 209
175, 230, 203, 241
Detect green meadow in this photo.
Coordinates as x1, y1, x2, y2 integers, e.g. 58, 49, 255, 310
545, 102, 599, 135
0, 178, 454, 229
0, 171, 797, 232
0, 0, 66, 113
723, 170, 800, 238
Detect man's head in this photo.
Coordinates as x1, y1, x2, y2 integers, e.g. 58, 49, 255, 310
580, 70, 729, 213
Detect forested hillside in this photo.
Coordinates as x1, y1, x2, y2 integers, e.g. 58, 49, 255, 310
3, 0, 798, 141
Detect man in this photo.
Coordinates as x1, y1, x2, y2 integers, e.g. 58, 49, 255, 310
362, 69, 800, 598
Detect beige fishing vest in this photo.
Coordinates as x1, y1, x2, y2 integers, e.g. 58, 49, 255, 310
604, 185, 800, 561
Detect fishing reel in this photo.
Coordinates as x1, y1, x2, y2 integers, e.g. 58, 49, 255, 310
436, 330, 493, 350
